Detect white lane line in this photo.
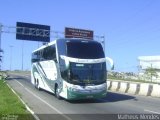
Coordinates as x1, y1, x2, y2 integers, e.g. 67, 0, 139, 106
144, 109, 160, 114
16, 80, 24, 87
15, 80, 72, 120
24, 75, 30, 78
7, 83, 40, 120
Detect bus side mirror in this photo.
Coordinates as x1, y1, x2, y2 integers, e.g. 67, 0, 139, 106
54, 58, 57, 63
111, 65, 114, 70
106, 57, 114, 70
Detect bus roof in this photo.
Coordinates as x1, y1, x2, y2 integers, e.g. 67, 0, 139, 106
32, 38, 98, 53
32, 40, 57, 53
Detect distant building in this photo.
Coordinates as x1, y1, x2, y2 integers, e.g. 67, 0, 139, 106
138, 56, 160, 82
138, 56, 160, 69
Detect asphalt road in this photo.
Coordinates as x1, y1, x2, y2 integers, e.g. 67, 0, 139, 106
6, 72, 160, 120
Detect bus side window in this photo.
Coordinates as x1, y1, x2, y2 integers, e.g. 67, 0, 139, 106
35, 45, 57, 62
50, 45, 57, 62
42, 47, 48, 60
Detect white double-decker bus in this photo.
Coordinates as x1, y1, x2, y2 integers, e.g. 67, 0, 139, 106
31, 38, 109, 100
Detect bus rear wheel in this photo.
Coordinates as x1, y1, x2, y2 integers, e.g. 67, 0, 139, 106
36, 79, 41, 90
55, 85, 61, 99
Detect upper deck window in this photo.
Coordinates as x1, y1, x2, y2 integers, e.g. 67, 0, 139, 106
66, 40, 105, 59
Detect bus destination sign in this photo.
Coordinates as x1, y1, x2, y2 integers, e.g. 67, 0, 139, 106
65, 27, 93, 40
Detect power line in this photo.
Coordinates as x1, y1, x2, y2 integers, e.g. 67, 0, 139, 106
0, 23, 106, 70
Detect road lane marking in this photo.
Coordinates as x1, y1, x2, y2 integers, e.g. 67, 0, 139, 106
24, 75, 30, 78
144, 109, 160, 114
16, 80, 24, 87
7, 83, 40, 120
15, 80, 72, 120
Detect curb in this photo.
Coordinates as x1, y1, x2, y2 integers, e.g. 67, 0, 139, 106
119, 82, 128, 93
151, 84, 160, 97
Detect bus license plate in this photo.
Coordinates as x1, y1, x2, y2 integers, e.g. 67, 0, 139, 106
86, 95, 93, 98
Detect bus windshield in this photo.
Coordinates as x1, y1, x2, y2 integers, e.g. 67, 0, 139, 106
67, 40, 105, 59
69, 62, 106, 85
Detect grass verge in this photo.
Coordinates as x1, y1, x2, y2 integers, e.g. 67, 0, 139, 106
0, 79, 35, 120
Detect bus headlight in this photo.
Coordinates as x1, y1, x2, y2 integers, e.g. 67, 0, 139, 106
72, 88, 79, 92
68, 86, 79, 92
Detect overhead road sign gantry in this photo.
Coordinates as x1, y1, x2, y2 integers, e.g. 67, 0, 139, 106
16, 22, 50, 42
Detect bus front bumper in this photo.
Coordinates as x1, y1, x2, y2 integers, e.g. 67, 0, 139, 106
67, 89, 107, 100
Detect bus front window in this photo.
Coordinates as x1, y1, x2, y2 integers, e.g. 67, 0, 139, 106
68, 62, 106, 85
65, 40, 106, 85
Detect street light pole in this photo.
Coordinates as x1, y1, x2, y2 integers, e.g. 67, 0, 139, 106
103, 35, 105, 54
100, 35, 105, 54
10, 45, 13, 71
0, 23, 2, 52
151, 63, 153, 82
22, 41, 24, 71
0, 23, 2, 70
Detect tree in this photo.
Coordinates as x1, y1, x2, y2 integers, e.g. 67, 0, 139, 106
145, 67, 158, 82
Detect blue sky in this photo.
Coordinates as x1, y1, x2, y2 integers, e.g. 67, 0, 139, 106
0, 0, 160, 72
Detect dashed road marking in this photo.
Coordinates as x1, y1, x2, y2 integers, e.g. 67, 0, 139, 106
144, 109, 160, 114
